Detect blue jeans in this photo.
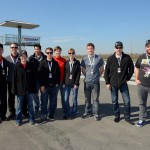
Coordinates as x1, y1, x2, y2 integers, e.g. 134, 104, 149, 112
41, 87, 57, 118
64, 85, 79, 117
111, 83, 131, 119
84, 81, 100, 115
16, 93, 35, 124
56, 84, 66, 114
33, 82, 40, 114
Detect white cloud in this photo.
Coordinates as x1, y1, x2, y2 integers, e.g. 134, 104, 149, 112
42, 36, 87, 43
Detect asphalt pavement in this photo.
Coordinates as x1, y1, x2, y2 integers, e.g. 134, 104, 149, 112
0, 79, 150, 150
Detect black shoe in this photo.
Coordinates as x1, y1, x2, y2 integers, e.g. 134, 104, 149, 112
125, 119, 135, 125
0, 118, 2, 123
70, 115, 76, 120
49, 115, 55, 121
114, 117, 120, 123
8, 114, 16, 119
94, 115, 100, 121
36, 118, 47, 124
2, 116, 9, 121
63, 115, 70, 120
82, 113, 92, 119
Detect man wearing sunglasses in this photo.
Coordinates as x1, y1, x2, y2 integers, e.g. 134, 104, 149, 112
38, 47, 60, 123
135, 40, 150, 127
104, 41, 134, 125
6, 43, 28, 119
64, 48, 81, 119
6, 43, 19, 119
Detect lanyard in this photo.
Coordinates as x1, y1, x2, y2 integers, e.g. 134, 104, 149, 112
48, 61, 52, 72
117, 58, 121, 66
116, 54, 122, 66
0, 60, 3, 68
69, 61, 74, 72
146, 53, 150, 66
10, 55, 18, 64
88, 55, 95, 67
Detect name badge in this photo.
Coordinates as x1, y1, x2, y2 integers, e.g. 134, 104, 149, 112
69, 74, 72, 79
49, 73, 52, 78
117, 68, 121, 73
2, 70, 5, 75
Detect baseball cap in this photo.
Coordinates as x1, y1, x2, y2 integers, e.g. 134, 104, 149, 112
115, 41, 123, 48
145, 40, 150, 46
20, 50, 28, 57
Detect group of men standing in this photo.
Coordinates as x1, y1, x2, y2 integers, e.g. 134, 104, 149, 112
0, 40, 150, 127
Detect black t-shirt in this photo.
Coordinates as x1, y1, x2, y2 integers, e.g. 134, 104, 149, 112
135, 53, 150, 87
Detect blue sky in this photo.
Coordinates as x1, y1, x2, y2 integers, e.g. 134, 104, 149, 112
0, 0, 150, 56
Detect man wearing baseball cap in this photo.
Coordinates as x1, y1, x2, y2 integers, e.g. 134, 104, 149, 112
135, 40, 150, 127
12, 50, 37, 126
104, 41, 134, 125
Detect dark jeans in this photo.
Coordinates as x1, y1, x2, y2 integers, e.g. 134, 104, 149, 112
56, 84, 65, 114
16, 93, 35, 124
111, 83, 131, 119
8, 81, 27, 115
84, 81, 100, 115
41, 86, 57, 118
8, 82, 16, 115
33, 82, 40, 114
137, 84, 150, 121
0, 86, 7, 118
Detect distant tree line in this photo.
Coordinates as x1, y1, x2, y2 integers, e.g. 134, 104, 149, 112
63, 53, 143, 61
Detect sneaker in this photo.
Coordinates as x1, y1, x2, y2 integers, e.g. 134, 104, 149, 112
94, 115, 100, 121
63, 115, 70, 120
49, 115, 55, 121
37, 118, 47, 124
70, 115, 76, 120
82, 113, 92, 119
2, 116, 9, 121
16, 123, 21, 127
125, 119, 135, 125
114, 117, 120, 123
29, 121, 35, 125
136, 120, 145, 127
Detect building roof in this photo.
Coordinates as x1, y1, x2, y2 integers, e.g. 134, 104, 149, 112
0, 20, 39, 29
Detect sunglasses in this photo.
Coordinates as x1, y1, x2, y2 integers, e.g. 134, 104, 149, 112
11, 47, 18, 49
115, 47, 122, 49
68, 53, 75, 55
46, 52, 53, 54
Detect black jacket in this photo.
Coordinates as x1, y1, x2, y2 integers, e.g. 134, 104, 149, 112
5, 53, 19, 82
38, 59, 60, 87
12, 62, 37, 95
104, 52, 134, 87
0, 58, 7, 90
64, 58, 81, 87
29, 52, 46, 78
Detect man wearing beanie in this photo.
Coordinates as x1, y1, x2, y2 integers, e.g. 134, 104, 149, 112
104, 41, 134, 125
135, 40, 150, 127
